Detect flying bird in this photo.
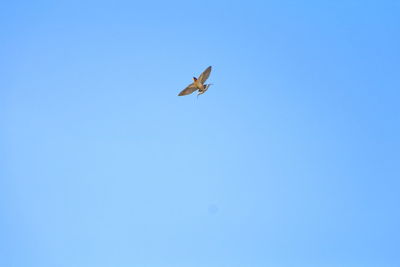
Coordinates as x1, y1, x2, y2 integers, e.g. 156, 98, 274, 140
178, 66, 212, 97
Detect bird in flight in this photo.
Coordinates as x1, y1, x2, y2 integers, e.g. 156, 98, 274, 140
178, 66, 212, 97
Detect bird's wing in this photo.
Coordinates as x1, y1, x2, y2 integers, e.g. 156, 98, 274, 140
178, 83, 197, 96
198, 66, 212, 84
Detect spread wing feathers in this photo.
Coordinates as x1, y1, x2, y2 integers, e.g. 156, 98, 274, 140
178, 83, 198, 96
198, 66, 212, 84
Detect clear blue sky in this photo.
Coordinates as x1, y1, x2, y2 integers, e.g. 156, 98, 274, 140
1, 1, 399, 266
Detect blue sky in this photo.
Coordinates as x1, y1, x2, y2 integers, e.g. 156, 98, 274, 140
1, 1, 399, 266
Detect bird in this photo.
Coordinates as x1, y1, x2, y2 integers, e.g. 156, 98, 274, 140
178, 66, 212, 97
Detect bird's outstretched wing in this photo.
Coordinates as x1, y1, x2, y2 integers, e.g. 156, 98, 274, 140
178, 83, 198, 96
198, 66, 212, 84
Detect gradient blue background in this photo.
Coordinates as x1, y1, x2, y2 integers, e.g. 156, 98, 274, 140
1, 1, 399, 266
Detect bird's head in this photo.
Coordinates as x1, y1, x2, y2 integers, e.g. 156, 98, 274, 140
193, 77, 198, 82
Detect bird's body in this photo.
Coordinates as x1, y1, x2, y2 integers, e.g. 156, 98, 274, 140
178, 66, 212, 97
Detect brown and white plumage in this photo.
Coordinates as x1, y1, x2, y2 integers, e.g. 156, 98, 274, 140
178, 66, 212, 96
197, 66, 211, 84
